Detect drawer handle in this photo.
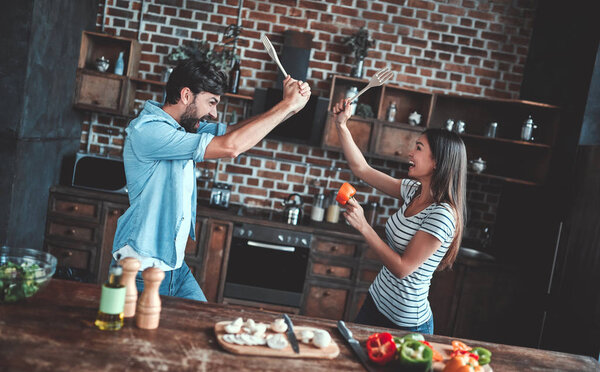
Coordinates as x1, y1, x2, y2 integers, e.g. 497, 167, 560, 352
330, 246, 338, 252
394, 150, 401, 156
66, 229, 76, 235
111, 210, 120, 216
326, 268, 334, 275
71, 205, 79, 212
322, 290, 330, 297
215, 226, 224, 232
63, 251, 73, 258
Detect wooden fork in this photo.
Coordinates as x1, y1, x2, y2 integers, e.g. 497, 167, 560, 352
347, 67, 394, 103
260, 34, 288, 77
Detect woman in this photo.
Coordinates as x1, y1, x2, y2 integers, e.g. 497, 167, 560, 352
332, 98, 467, 334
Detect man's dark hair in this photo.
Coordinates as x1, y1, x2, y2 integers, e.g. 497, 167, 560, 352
165, 59, 228, 104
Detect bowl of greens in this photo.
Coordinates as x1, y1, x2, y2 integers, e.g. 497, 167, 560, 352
0, 246, 57, 303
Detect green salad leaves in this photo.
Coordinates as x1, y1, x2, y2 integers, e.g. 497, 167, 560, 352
0, 261, 42, 302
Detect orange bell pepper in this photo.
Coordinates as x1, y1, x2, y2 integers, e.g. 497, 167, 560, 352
443, 354, 483, 372
336, 182, 356, 205
420, 340, 444, 362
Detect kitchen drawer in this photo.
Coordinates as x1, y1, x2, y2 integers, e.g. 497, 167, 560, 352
47, 244, 94, 271
303, 284, 349, 320
314, 239, 357, 257
311, 262, 352, 281
48, 221, 96, 243
51, 198, 99, 221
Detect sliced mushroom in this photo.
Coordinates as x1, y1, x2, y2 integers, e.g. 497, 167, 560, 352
270, 318, 288, 333
300, 329, 315, 344
225, 322, 242, 334
232, 317, 244, 327
253, 323, 267, 337
266, 333, 288, 350
312, 330, 331, 348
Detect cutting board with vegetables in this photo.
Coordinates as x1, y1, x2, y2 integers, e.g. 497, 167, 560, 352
214, 321, 340, 359
429, 341, 493, 371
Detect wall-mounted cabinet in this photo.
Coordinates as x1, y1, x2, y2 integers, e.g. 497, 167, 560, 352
322, 74, 561, 186
73, 31, 140, 116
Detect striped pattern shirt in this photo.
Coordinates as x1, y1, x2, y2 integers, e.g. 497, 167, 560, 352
369, 178, 456, 327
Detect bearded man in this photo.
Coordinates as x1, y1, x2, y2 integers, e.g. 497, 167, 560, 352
112, 59, 310, 301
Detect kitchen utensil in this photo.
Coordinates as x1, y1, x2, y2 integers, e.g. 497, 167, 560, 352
282, 193, 303, 225
347, 67, 394, 103
337, 320, 376, 372
260, 34, 288, 77
0, 246, 57, 303
214, 321, 340, 359
282, 314, 300, 353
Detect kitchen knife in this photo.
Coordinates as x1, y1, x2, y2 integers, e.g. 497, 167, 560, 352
282, 314, 300, 354
337, 320, 376, 372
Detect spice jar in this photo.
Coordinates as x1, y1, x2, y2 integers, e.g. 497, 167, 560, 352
386, 102, 397, 122
345, 86, 358, 116
310, 193, 325, 222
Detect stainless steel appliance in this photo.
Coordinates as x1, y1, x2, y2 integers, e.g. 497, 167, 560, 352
72, 153, 127, 194
223, 223, 312, 308
209, 182, 231, 209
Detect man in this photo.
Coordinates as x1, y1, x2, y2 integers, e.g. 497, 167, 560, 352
112, 59, 311, 301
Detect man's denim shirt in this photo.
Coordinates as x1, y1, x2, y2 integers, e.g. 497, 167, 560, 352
112, 100, 226, 267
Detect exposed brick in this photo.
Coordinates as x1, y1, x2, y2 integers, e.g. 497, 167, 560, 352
451, 25, 478, 37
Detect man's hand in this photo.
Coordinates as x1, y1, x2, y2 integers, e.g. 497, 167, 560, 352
282, 75, 311, 114
332, 98, 353, 129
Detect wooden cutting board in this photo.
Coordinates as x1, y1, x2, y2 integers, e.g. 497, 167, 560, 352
215, 321, 340, 359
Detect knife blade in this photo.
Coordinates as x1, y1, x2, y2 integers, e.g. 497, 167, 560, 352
282, 314, 300, 354
337, 320, 376, 372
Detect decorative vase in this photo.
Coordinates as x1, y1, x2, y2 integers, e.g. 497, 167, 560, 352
351, 57, 364, 78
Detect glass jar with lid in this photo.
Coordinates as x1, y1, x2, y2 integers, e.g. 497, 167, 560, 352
310, 192, 325, 222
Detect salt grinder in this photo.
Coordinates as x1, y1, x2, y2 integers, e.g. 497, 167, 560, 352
136, 267, 165, 329
119, 257, 141, 318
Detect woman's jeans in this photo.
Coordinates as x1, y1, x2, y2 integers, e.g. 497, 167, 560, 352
354, 292, 434, 334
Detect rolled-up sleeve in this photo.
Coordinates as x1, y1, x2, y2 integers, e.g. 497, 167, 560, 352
130, 121, 217, 162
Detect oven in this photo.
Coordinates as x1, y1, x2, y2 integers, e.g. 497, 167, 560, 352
223, 223, 312, 308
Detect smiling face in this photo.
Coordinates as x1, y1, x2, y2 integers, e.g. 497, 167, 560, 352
180, 91, 220, 133
407, 135, 436, 181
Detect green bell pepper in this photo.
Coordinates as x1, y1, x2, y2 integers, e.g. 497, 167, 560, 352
399, 340, 433, 372
470, 347, 492, 365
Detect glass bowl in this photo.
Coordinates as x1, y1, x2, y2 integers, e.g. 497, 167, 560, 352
0, 246, 57, 303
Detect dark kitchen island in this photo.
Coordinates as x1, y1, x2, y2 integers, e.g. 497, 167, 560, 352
0, 279, 598, 371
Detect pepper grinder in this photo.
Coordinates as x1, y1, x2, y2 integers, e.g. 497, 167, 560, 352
119, 257, 141, 318
136, 267, 165, 329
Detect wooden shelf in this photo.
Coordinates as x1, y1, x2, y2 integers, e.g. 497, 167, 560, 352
131, 76, 165, 86
460, 133, 551, 149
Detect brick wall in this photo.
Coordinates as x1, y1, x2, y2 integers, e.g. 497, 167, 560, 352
83, 0, 537, 246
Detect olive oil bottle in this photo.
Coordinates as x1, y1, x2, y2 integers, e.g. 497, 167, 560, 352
95, 261, 126, 331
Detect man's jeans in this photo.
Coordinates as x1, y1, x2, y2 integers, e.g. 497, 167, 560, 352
134, 261, 207, 302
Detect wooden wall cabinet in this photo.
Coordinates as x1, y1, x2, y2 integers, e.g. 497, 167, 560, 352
323, 74, 561, 186
73, 31, 140, 116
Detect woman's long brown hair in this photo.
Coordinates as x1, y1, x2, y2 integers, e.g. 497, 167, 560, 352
424, 128, 467, 270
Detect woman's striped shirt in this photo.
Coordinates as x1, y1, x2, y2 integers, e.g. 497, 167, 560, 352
369, 178, 456, 328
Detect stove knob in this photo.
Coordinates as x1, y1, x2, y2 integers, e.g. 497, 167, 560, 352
247, 230, 253, 237
301, 238, 308, 246
278, 235, 284, 242
294, 237, 299, 244
239, 228, 245, 236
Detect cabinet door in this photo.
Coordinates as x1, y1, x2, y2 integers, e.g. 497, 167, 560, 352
98, 203, 127, 284
199, 220, 232, 303
322, 116, 373, 152
303, 282, 349, 320
373, 124, 423, 162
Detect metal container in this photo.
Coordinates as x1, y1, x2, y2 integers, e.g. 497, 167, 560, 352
283, 193, 303, 225
209, 183, 231, 209
485, 122, 498, 138
521, 115, 537, 141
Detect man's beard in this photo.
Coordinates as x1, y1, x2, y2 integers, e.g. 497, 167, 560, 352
180, 100, 211, 133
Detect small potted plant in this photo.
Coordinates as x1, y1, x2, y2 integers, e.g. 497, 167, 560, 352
165, 41, 239, 82
345, 27, 374, 78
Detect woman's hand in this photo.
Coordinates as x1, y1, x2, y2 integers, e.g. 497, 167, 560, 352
343, 197, 369, 234
332, 98, 353, 129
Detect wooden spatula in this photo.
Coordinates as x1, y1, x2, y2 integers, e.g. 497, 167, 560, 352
261, 34, 288, 77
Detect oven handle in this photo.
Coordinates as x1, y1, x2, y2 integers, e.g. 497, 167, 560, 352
247, 240, 296, 252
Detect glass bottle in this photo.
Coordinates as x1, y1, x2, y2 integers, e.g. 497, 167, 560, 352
386, 102, 397, 122
310, 193, 325, 222
95, 261, 126, 331
114, 51, 124, 75
228, 59, 241, 94
325, 191, 340, 223
345, 86, 358, 116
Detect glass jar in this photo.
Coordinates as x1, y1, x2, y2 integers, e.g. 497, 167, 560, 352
325, 191, 340, 223
386, 102, 397, 122
310, 193, 325, 222
345, 86, 358, 116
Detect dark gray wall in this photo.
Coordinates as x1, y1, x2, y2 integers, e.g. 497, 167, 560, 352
0, 0, 97, 248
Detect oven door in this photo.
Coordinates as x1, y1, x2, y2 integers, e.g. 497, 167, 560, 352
224, 238, 310, 308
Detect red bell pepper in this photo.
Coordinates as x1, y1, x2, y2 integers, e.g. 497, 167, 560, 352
336, 182, 356, 205
366, 332, 396, 365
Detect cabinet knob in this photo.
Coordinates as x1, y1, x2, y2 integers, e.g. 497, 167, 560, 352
111, 209, 120, 216
394, 150, 401, 156
330, 246, 338, 252
66, 228, 76, 235
322, 290, 330, 297
63, 251, 73, 258
71, 205, 79, 212
215, 226, 224, 232
326, 268, 334, 275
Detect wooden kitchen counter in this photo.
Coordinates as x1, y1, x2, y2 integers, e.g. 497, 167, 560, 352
1, 280, 598, 371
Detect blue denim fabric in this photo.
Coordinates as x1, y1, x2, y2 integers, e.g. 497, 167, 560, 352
134, 261, 207, 302
354, 292, 435, 335
112, 100, 226, 267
